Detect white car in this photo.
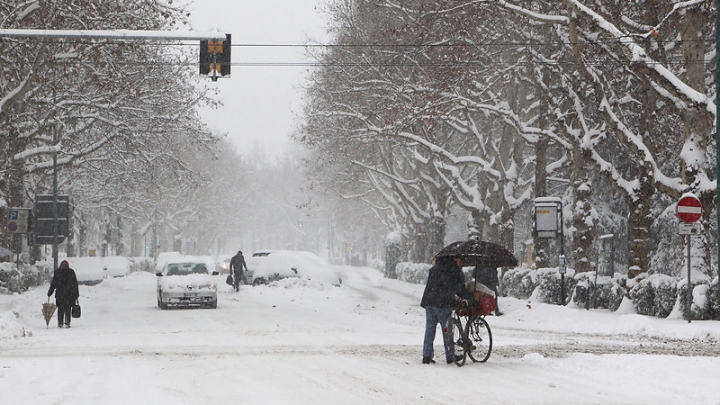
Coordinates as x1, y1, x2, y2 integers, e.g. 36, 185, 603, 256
215, 254, 233, 274
66, 257, 104, 286
252, 251, 341, 286
101, 256, 131, 277
156, 257, 219, 309
245, 250, 282, 284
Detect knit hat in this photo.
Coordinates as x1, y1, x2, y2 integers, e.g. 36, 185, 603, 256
60, 260, 69, 268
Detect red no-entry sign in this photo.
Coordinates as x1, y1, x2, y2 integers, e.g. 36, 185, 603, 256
677, 194, 702, 223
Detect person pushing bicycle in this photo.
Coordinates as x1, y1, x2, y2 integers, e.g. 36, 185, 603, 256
420, 256, 473, 364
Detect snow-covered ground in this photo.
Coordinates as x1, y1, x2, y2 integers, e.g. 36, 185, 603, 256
1, 265, 719, 404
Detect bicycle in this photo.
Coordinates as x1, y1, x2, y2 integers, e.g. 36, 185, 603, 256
446, 295, 494, 367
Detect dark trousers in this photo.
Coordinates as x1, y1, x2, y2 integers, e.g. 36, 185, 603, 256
57, 305, 72, 326
233, 272, 243, 291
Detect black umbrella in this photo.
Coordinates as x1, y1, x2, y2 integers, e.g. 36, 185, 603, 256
42, 297, 57, 329
435, 239, 518, 268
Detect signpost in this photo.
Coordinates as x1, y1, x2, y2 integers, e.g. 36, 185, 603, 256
677, 193, 702, 323
7, 208, 30, 234
677, 194, 702, 224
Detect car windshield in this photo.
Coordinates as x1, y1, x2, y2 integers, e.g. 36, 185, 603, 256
166, 263, 207, 276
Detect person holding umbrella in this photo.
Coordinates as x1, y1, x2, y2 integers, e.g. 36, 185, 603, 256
420, 256, 472, 364
47, 260, 79, 328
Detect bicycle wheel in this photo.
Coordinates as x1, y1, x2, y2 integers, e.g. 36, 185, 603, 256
466, 315, 492, 363
448, 316, 467, 367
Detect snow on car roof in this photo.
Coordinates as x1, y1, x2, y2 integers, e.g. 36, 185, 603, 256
165, 255, 212, 265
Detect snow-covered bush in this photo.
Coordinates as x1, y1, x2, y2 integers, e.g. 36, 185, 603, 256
367, 258, 384, 272
707, 277, 720, 321
0, 262, 52, 294
394, 262, 431, 284
571, 272, 617, 309
708, 279, 720, 320
501, 267, 536, 300
384, 232, 404, 279
676, 279, 715, 320
629, 274, 677, 318
607, 281, 627, 312
532, 268, 577, 305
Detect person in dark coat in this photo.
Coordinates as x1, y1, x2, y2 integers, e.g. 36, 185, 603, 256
47, 260, 79, 328
229, 250, 248, 292
475, 266, 502, 316
420, 256, 472, 364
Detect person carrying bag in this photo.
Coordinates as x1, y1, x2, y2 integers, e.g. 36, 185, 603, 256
48, 260, 80, 328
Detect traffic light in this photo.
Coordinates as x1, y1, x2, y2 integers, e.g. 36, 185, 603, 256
199, 34, 231, 81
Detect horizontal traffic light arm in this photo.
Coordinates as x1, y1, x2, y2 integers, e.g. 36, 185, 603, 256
0, 28, 228, 41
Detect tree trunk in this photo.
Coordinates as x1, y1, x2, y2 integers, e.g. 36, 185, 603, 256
679, 6, 712, 277
571, 147, 595, 273
467, 208, 484, 240
533, 129, 551, 269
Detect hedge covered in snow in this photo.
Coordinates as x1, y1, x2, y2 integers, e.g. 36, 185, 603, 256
394, 262, 432, 284
393, 261, 720, 320
0, 262, 53, 294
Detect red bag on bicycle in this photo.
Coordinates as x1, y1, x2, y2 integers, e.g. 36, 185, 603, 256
476, 293, 496, 316
458, 293, 496, 316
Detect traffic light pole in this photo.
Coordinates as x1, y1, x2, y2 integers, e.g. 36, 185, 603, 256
0, 28, 226, 41
52, 81, 59, 270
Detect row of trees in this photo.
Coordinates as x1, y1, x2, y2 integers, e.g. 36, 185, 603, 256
299, 0, 717, 277
0, 0, 386, 266
0, 0, 240, 260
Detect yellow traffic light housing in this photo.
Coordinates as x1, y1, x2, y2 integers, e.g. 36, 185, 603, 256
199, 34, 231, 81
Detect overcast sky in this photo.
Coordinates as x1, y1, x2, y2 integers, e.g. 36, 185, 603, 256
187, 0, 328, 160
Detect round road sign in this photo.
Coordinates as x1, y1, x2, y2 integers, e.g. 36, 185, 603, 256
677, 194, 702, 223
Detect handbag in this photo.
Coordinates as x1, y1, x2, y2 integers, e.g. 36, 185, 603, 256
225, 274, 234, 286
71, 301, 82, 318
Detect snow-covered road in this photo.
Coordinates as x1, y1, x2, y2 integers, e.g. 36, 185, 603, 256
2, 265, 719, 404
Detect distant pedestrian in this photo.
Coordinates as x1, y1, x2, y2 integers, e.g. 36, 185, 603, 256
420, 256, 472, 364
230, 250, 248, 292
47, 260, 79, 328
474, 266, 502, 316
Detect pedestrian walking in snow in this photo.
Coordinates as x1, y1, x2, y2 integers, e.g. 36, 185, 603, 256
47, 260, 79, 328
230, 250, 248, 291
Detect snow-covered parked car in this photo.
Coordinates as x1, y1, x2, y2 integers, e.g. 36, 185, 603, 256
252, 251, 340, 286
101, 256, 131, 277
245, 250, 285, 284
156, 257, 219, 309
66, 257, 104, 286
215, 254, 233, 275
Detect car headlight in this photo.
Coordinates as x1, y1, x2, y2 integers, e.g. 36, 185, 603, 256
198, 284, 216, 290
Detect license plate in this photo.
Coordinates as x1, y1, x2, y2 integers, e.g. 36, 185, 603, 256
183, 293, 198, 298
